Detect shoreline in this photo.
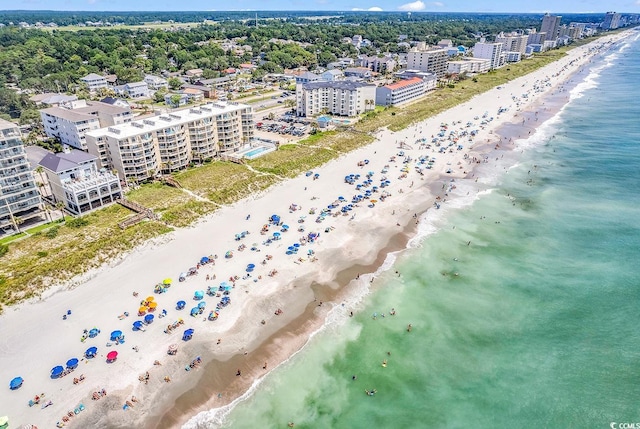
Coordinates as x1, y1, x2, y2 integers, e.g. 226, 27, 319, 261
0, 31, 632, 429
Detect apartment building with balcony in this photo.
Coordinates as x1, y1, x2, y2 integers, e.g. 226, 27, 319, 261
406, 44, 448, 78
80, 73, 108, 93
40, 100, 133, 150
38, 149, 122, 215
0, 119, 42, 229
85, 102, 253, 183
375, 77, 429, 107
295, 81, 376, 118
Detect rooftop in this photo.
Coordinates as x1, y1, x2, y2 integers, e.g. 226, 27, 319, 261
81, 73, 105, 81
302, 81, 375, 91
39, 149, 97, 173
384, 77, 424, 91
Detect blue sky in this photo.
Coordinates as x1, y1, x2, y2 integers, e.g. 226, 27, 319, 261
7, 0, 640, 13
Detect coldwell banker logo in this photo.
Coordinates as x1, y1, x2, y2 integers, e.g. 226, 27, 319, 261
610, 423, 640, 429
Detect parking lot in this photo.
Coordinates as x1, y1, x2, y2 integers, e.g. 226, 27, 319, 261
256, 113, 312, 138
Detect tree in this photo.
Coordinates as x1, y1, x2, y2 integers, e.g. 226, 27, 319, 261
55, 201, 65, 222
168, 77, 183, 90
169, 94, 182, 107
13, 216, 24, 233
153, 88, 168, 103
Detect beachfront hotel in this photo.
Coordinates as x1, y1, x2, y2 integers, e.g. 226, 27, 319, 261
38, 149, 122, 215
40, 99, 133, 150
406, 43, 448, 78
85, 102, 254, 183
295, 81, 377, 117
0, 118, 42, 230
375, 77, 432, 107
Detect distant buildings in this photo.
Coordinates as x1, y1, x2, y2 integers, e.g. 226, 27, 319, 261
540, 13, 562, 41
343, 67, 373, 80
114, 81, 150, 99
406, 44, 448, 78
603, 12, 622, 30
85, 102, 254, 183
40, 100, 133, 150
0, 119, 42, 230
495, 32, 529, 55
295, 81, 376, 118
357, 55, 397, 74
38, 149, 122, 215
375, 77, 431, 107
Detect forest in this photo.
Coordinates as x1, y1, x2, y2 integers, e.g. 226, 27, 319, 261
0, 12, 605, 122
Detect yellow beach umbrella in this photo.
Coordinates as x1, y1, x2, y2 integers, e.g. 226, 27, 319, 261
138, 306, 147, 315
146, 296, 155, 302
148, 301, 158, 310
163, 278, 172, 285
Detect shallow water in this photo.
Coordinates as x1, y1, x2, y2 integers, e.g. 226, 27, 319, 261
189, 32, 640, 429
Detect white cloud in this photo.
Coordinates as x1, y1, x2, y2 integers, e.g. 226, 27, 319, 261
352, 6, 383, 11
398, 1, 426, 11
432, 1, 444, 6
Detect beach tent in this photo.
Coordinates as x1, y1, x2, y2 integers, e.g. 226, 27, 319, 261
66, 358, 79, 369
106, 351, 118, 362
85, 347, 98, 358
51, 366, 64, 378
110, 330, 123, 341
144, 314, 154, 324
89, 328, 100, 338
176, 300, 186, 310
9, 376, 23, 390
194, 290, 204, 300
182, 328, 194, 341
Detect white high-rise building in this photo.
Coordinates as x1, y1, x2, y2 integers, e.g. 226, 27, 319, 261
406, 45, 448, 78
472, 42, 505, 70
495, 32, 529, 54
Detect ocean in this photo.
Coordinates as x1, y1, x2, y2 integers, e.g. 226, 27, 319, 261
188, 31, 640, 429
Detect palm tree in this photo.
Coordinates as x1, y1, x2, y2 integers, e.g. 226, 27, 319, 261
14, 216, 24, 233
55, 201, 65, 222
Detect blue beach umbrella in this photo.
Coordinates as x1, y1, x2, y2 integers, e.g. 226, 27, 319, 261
9, 376, 23, 390
197, 301, 206, 309
110, 330, 123, 341
200, 256, 209, 264
194, 290, 204, 300
182, 328, 194, 341
133, 321, 144, 331
190, 307, 199, 316
51, 366, 64, 378
89, 328, 100, 338
85, 347, 98, 358
66, 358, 79, 369
144, 314, 154, 324
176, 300, 186, 310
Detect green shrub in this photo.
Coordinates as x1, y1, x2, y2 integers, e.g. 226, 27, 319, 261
37, 251, 48, 258
45, 226, 59, 238
0, 244, 8, 258
66, 217, 89, 228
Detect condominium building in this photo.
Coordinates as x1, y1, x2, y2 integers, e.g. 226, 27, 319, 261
295, 81, 377, 118
375, 77, 429, 107
472, 42, 505, 70
80, 73, 108, 93
85, 102, 254, 183
406, 44, 448, 78
495, 32, 529, 54
358, 55, 397, 74
0, 119, 42, 230
38, 149, 122, 215
603, 12, 622, 30
447, 58, 491, 74
540, 13, 562, 41
40, 100, 133, 150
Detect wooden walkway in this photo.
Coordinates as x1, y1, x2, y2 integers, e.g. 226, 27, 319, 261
116, 198, 159, 229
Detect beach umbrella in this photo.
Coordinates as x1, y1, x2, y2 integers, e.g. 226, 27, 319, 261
9, 376, 23, 390
50, 366, 64, 378
190, 307, 199, 316
182, 328, 194, 341
66, 358, 79, 369
273, 232, 281, 237
138, 306, 147, 315
176, 300, 186, 310
163, 278, 172, 285
168, 344, 178, 354
197, 301, 206, 309
200, 256, 209, 264
85, 347, 98, 358
110, 330, 123, 341
89, 328, 100, 338
133, 321, 144, 331
144, 314, 154, 324
148, 301, 158, 310
194, 290, 204, 300
225, 251, 233, 259
293, 243, 300, 248
145, 296, 155, 302
282, 224, 289, 230
106, 351, 118, 362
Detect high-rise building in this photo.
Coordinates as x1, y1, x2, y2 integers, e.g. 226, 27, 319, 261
0, 119, 42, 230
296, 81, 377, 117
540, 13, 562, 41
495, 32, 529, 54
472, 42, 505, 70
603, 12, 622, 30
406, 44, 448, 78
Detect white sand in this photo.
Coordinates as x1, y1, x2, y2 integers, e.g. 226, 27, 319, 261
0, 32, 631, 429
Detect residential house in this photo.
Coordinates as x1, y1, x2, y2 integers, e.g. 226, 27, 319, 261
296, 81, 376, 118
343, 67, 372, 80
30, 93, 78, 107
295, 72, 321, 84
320, 69, 344, 82
185, 68, 204, 78
0, 118, 42, 230
181, 83, 214, 99
38, 149, 122, 215
144, 75, 169, 91
80, 73, 108, 93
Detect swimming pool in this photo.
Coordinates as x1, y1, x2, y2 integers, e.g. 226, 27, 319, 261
244, 147, 267, 158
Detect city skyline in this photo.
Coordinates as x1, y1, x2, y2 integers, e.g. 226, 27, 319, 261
4, 0, 639, 14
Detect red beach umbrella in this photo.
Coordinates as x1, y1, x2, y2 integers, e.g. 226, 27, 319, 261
106, 351, 118, 361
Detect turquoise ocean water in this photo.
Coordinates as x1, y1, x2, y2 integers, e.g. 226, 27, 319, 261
189, 32, 640, 429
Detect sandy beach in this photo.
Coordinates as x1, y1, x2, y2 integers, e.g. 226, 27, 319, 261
0, 31, 632, 429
